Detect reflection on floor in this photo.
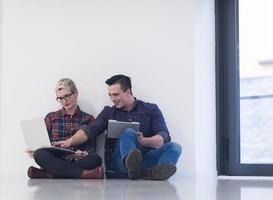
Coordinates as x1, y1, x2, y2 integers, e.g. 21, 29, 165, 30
1, 176, 273, 200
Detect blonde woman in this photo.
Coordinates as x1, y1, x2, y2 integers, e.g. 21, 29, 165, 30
27, 78, 103, 179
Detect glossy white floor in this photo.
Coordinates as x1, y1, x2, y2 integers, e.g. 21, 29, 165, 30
1, 175, 273, 200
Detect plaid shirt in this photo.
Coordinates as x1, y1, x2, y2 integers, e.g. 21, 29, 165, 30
45, 106, 96, 152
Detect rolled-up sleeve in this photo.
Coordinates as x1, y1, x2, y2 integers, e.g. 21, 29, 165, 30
80, 106, 110, 141
150, 104, 171, 143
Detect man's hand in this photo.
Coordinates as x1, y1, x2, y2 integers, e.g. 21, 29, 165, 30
65, 150, 88, 161
136, 132, 146, 146
52, 129, 88, 148
52, 138, 72, 148
25, 149, 34, 159
136, 132, 164, 149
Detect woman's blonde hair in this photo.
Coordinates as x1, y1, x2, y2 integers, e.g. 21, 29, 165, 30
55, 78, 78, 93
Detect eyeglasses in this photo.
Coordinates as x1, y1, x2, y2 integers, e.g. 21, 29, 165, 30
56, 92, 74, 102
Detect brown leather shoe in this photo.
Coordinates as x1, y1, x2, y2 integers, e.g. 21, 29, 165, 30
27, 166, 54, 179
125, 149, 142, 180
80, 166, 104, 179
142, 164, 177, 180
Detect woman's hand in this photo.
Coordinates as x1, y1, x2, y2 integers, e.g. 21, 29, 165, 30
25, 149, 34, 159
65, 150, 88, 161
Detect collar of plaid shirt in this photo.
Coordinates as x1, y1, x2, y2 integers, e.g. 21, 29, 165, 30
60, 106, 81, 117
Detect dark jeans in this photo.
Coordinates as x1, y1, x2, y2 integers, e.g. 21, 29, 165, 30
33, 148, 102, 178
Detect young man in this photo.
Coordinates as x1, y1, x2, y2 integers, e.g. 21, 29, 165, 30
26, 78, 103, 179
54, 75, 182, 180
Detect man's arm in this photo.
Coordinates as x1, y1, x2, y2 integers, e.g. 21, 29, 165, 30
78, 114, 96, 153
137, 132, 164, 149
53, 129, 88, 148
53, 106, 110, 148
149, 104, 171, 143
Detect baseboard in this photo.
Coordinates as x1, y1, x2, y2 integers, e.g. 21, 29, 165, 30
0, 170, 26, 178
173, 169, 217, 179
0, 169, 217, 179
218, 175, 273, 180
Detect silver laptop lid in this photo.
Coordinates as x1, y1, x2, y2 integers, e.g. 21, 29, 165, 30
20, 117, 51, 151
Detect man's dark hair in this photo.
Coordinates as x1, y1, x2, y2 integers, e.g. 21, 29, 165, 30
105, 74, 132, 92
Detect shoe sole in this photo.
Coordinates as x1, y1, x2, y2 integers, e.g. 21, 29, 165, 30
151, 164, 177, 180
125, 149, 142, 179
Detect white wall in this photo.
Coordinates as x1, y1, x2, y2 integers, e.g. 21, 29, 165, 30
195, 0, 216, 177
0, 0, 2, 175
0, 0, 215, 178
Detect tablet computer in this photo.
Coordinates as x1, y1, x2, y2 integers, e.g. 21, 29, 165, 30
107, 120, 140, 138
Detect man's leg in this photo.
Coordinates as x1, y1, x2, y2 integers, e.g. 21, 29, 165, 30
111, 128, 142, 179
142, 142, 182, 180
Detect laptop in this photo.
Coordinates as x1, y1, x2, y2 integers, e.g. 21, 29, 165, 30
107, 120, 140, 138
20, 117, 75, 155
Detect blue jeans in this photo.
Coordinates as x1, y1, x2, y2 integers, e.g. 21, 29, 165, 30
111, 128, 182, 175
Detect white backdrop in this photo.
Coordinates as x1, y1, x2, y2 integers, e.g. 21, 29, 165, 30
0, 0, 215, 178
